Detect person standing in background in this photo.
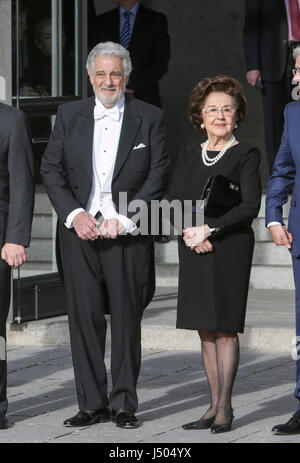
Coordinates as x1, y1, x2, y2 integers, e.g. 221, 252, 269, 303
92, 0, 170, 108
284, 0, 300, 99
0, 103, 35, 429
92, 1, 171, 243
243, 0, 289, 173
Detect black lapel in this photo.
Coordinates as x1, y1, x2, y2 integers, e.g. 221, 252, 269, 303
113, 96, 142, 181
129, 4, 147, 51
78, 98, 95, 183
111, 8, 120, 42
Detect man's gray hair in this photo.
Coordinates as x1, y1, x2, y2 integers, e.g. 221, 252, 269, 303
293, 45, 300, 61
86, 41, 132, 76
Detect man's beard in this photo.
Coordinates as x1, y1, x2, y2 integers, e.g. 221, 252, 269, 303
94, 84, 125, 107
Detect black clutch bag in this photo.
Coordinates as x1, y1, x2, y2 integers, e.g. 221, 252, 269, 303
199, 175, 241, 218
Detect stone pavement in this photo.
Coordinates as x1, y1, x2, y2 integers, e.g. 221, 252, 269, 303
3, 286, 300, 444
2, 345, 300, 444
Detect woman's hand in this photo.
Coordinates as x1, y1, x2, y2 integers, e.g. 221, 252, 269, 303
193, 240, 213, 254
183, 225, 212, 248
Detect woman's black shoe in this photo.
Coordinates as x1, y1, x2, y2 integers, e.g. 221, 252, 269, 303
211, 412, 234, 434
0, 413, 8, 429
182, 415, 216, 430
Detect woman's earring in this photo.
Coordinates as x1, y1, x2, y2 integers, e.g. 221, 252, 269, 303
234, 123, 238, 129
201, 123, 205, 130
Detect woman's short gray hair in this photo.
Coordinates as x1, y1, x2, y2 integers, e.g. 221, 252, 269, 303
293, 45, 300, 61
86, 41, 132, 76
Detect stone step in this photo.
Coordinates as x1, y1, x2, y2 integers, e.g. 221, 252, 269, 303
6, 286, 296, 352
252, 217, 270, 241
26, 238, 53, 262
19, 263, 53, 272
155, 239, 178, 264
155, 263, 295, 290
31, 215, 53, 239
29, 189, 55, 263
155, 239, 292, 266
29, 221, 290, 266
155, 263, 178, 287
26, 238, 282, 270
24, 252, 294, 289
253, 242, 291, 265
34, 191, 53, 215
250, 264, 294, 290
6, 313, 296, 353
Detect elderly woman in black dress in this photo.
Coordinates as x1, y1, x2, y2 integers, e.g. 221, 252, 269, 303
167, 76, 262, 433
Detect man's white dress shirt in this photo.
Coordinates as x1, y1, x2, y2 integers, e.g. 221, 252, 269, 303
65, 96, 136, 233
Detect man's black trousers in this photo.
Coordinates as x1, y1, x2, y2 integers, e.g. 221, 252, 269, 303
58, 224, 155, 413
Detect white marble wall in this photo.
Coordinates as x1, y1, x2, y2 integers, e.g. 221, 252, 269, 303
0, 0, 11, 104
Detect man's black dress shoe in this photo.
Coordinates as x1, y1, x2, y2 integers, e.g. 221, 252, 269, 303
272, 413, 300, 435
111, 410, 138, 429
182, 415, 216, 430
0, 414, 8, 430
63, 408, 111, 427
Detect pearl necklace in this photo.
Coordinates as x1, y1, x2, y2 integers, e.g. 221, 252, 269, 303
201, 135, 236, 166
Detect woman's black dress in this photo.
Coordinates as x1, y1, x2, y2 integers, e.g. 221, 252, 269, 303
167, 143, 262, 333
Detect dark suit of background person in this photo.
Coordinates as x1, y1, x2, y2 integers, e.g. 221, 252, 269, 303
91, 1, 170, 108
266, 100, 300, 434
243, 0, 289, 173
40, 83, 169, 426
0, 103, 35, 429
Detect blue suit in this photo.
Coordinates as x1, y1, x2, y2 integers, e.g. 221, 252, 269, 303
266, 101, 300, 410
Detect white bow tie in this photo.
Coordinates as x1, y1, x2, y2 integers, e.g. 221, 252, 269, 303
94, 105, 120, 122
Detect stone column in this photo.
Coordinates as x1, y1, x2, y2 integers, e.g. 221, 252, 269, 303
0, 0, 12, 105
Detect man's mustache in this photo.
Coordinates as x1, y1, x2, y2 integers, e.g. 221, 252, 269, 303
101, 86, 117, 91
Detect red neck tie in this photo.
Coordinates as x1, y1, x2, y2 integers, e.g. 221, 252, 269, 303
289, 0, 300, 41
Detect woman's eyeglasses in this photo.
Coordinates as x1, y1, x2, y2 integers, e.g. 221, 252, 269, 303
202, 106, 236, 117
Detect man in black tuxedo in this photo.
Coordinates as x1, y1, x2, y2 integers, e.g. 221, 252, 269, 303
41, 41, 169, 429
0, 103, 35, 429
92, 0, 170, 108
243, 0, 289, 173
